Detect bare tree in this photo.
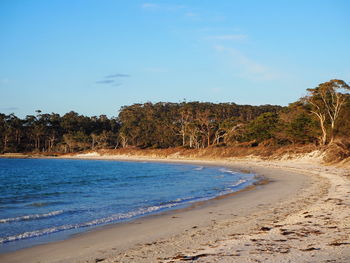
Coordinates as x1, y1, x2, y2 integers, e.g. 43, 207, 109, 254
196, 110, 215, 147
177, 109, 192, 146
119, 133, 129, 148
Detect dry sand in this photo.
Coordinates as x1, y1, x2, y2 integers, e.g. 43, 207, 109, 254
0, 153, 349, 263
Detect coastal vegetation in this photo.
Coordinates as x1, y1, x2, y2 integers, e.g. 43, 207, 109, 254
1, 79, 349, 156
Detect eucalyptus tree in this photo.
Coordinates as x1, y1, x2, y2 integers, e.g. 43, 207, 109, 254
277, 102, 319, 145
246, 112, 279, 143
305, 79, 350, 145
0, 114, 18, 152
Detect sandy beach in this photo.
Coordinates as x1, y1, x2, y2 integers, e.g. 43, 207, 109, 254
0, 154, 349, 263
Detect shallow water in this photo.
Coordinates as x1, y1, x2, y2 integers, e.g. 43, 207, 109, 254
0, 158, 256, 253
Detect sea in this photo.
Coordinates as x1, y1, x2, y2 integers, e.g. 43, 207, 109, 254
0, 158, 256, 253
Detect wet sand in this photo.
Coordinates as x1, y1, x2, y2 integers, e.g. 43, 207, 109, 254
1, 156, 349, 263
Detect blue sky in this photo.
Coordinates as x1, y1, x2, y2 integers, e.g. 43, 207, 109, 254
1, 0, 349, 117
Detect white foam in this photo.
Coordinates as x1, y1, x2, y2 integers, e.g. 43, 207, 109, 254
193, 166, 204, 171
0, 210, 64, 224
231, 179, 247, 187
173, 196, 195, 202
0, 204, 179, 244
219, 168, 238, 175
0, 170, 256, 244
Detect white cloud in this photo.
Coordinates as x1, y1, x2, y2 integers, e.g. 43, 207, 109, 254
214, 45, 279, 81
141, 3, 158, 9
185, 12, 198, 17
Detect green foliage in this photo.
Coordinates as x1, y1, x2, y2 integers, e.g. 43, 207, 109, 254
245, 112, 279, 142
117, 102, 282, 148
335, 94, 350, 138
304, 79, 350, 145
276, 102, 320, 145
286, 113, 319, 144
0, 111, 120, 153
0, 79, 349, 153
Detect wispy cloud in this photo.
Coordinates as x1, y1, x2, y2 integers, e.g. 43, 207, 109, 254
96, 80, 115, 84
207, 34, 247, 41
214, 45, 279, 81
141, 3, 158, 9
141, 3, 185, 11
105, 73, 130, 78
199, 27, 241, 33
95, 73, 130, 87
185, 12, 199, 18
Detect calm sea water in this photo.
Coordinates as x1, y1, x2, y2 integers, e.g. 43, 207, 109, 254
0, 158, 256, 253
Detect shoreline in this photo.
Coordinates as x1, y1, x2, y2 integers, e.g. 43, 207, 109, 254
0, 155, 349, 262
0, 158, 262, 254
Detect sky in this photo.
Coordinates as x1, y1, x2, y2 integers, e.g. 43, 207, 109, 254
1, 0, 349, 118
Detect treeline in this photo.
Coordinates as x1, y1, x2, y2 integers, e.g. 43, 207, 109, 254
1, 79, 349, 153
0, 111, 120, 153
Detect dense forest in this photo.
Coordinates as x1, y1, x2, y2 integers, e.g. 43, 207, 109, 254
0, 79, 349, 154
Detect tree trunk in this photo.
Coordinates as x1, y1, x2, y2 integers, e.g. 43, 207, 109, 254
3, 135, 8, 152
207, 131, 210, 147
311, 111, 327, 146
329, 121, 335, 144
16, 130, 21, 148
92, 136, 95, 150
320, 118, 327, 145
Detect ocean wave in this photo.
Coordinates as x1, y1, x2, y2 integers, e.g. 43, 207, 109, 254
210, 179, 251, 197
193, 166, 204, 171
159, 196, 196, 206
0, 210, 64, 224
231, 179, 248, 187
0, 204, 179, 244
219, 168, 238, 175
173, 196, 195, 202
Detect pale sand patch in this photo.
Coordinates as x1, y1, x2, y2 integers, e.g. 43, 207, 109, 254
159, 161, 350, 263
75, 152, 101, 157
0, 156, 349, 263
